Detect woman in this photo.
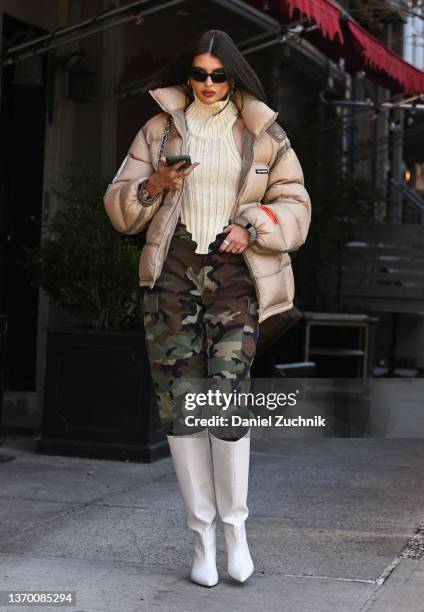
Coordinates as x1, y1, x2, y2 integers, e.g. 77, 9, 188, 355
104, 29, 311, 587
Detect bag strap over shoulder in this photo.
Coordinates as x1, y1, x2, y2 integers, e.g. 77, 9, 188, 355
156, 114, 173, 170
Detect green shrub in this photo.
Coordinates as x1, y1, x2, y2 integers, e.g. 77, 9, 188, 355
26, 165, 146, 331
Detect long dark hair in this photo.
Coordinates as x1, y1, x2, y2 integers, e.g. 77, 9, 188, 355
143, 29, 268, 114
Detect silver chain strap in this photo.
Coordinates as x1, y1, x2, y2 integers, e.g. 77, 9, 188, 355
156, 115, 173, 170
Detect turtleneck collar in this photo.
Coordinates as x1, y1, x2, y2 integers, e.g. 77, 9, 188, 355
186, 90, 239, 121
149, 85, 279, 138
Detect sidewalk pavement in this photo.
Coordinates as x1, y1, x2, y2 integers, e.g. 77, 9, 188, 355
0, 435, 423, 612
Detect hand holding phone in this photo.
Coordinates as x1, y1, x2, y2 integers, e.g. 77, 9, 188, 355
147, 155, 200, 193
166, 155, 192, 171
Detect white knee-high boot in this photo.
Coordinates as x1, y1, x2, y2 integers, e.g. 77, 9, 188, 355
210, 430, 254, 582
167, 430, 219, 587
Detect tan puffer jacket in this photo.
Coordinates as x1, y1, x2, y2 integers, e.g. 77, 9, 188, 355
103, 85, 311, 324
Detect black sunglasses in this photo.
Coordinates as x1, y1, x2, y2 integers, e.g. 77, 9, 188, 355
188, 67, 228, 83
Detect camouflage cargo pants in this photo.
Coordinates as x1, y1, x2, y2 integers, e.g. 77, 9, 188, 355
142, 220, 259, 436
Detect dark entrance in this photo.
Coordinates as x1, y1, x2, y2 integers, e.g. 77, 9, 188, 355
0, 14, 48, 390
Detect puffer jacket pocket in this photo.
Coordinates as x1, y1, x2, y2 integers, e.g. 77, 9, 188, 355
255, 267, 290, 311
244, 250, 283, 277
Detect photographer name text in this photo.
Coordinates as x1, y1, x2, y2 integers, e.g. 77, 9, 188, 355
185, 415, 326, 428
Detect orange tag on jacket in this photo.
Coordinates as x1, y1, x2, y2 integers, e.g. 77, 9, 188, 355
259, 205, 279, 225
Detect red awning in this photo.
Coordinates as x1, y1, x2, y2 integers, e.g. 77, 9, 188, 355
248, 0, 424, 94
346, 18, 424, 94
286, 0, 345, 43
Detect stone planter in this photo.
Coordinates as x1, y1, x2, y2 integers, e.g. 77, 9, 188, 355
38, 327, 168, 462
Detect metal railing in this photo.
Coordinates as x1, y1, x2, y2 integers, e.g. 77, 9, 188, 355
390, 178, 424, 224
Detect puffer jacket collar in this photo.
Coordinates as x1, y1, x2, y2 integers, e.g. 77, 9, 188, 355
148, 85, 278, 138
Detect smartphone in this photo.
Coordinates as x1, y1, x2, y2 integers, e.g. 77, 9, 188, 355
166, 155, 192, 171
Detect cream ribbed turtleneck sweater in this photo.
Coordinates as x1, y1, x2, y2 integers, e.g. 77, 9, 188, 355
180, 91, 242, 254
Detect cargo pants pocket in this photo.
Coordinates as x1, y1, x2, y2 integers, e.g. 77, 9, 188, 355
142, 290, 174, 431
205, 294, 259, 380
142, 288, 207, 435
206, 294, 259, 439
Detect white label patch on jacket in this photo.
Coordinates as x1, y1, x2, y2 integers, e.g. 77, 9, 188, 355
255, 168, 269, 174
